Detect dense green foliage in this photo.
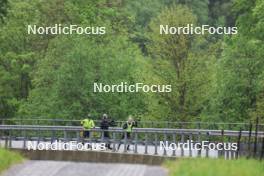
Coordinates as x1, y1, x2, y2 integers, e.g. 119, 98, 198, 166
165, 158, 264, 176
0, 148, 23, 173
0, 0, 263, 122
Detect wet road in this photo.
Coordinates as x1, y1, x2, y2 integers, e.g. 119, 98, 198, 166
2, 161, 167, 176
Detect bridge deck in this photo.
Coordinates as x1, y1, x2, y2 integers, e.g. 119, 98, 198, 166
0, 140, 220, 158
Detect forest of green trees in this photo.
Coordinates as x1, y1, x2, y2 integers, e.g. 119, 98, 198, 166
0, 0, 263, 123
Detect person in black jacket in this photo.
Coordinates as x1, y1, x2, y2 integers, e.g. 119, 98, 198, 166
118, 115, 137, 151
100, 114, 114, 149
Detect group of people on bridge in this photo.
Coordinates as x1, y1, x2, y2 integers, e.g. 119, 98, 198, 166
80, 113, 137, 150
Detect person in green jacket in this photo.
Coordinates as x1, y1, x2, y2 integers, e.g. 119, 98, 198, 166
117, 115, 137, 151
81, 113, 95, 138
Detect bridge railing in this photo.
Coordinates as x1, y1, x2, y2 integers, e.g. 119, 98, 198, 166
1, 118, 263, 130
0, 125, 263, 160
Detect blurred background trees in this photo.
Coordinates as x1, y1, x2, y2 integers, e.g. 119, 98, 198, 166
0, 0, 263, 123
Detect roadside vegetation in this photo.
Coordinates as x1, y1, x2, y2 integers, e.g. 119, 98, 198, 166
165, 158, 264, 176
0, 148, 24, 173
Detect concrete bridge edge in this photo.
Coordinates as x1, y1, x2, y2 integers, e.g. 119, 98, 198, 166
11, 149, 176, 165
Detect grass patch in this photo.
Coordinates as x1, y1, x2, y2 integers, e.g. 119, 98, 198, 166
0, 148, 24, 173
165, 158, 264, 176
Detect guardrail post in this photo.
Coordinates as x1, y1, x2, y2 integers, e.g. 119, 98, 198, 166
8, 130, 12, 148
23, 130, 26, 149
247, 121, 252, 158
134, 131, 138, 154
189, 133, 192, 157
124, 131, 127, 153
197, 130, 201, 157
163, 132, 167, 156
253, 117, 259, 158
154, 133, 158, 155
76, 131, 80, 143
51, 129, 55, 143
220, 129, 224, 158
37, 128, 40, 145
112, 132, 116, 152
236, 128, 242, 159
172, 133, 176, 156
144, 133, 148, 154
4, 133, 8, 148
206, 132, 210, 158
63, 130, 67, 143
228, 124, 231, 142
181, 133, 184, 157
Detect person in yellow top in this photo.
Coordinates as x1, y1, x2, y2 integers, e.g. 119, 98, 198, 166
118, 115, 137, 151
81, 113, 95, 138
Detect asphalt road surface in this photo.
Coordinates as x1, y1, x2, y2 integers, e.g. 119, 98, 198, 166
2, 161, 168, 176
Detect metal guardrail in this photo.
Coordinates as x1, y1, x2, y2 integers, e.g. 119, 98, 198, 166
1, 118, 263, 130
0, 125, 264, 137
0, 125, 264, 159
